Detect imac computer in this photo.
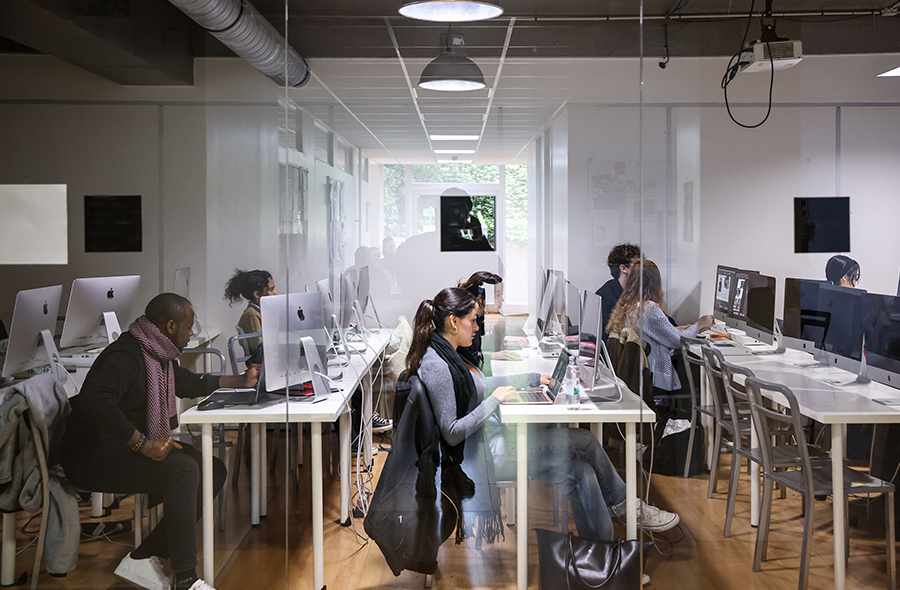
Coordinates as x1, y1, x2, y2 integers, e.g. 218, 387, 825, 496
565, 280, 583, 339
173, 267, 190, 299
727, 271, 750, 330
535, 271, 558, 336
862, 292, 900, 388
259, 291, 328, 393
354, 265, 379, 325
782, 278, 830, 356
2, 285, 63, 378
743, 273, 777, 346
59, 275, 141, 350
817, 284, 867, 374
714, 265, 738, 322
580, 291, 602, 344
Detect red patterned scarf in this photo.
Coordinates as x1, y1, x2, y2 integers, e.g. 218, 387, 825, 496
129, 316, 181, 439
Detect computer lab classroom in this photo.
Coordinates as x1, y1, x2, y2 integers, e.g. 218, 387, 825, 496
1, 1, 900, 589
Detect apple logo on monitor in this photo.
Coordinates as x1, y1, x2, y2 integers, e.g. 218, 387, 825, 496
297, 306, 305, 322
107, 288, 115, 300
42, 301, 48, 315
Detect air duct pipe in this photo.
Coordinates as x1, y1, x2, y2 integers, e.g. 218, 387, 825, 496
169, 0, 310, 87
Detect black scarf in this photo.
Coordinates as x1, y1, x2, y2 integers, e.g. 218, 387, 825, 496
429, 331, 477, 466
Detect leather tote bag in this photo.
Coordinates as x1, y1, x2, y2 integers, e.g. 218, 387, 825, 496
535, 528, 650, 590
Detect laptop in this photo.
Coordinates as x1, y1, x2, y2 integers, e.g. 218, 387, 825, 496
503, 350, 571, 405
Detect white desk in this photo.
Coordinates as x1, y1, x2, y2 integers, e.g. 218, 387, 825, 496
179, 329, 389, 589
493, 348, 656, 590
711, 347, 900, 590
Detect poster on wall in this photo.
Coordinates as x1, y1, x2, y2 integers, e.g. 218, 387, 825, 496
84, 195, 142, 252
794, 196, 850, 253
440, 193, 495, 252
0, 184, 68, 264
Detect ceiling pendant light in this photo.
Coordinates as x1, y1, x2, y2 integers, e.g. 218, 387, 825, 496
418, 33, 485, 92
399, 1, 503, 22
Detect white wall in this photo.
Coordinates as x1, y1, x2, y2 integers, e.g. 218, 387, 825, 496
0, 56, 370, 351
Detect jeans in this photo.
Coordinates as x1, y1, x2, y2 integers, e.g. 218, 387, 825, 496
493, 426, 627, 541
62, 437, 226, 573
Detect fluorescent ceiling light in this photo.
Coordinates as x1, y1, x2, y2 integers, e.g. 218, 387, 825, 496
434, 149, 475, 154
399, 1, 503, 22
418, 33, 485, 92
877, 66, 900, 77
430, 134, 480, 141
438, 159, 473, 164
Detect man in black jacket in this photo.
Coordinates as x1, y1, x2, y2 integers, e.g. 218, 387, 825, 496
595, 243, 641, 342
61, 293, 259, 590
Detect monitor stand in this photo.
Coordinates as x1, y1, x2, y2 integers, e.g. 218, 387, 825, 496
39, 329, 77, 396
102, 311, 123, 343
825, 336, 872, 387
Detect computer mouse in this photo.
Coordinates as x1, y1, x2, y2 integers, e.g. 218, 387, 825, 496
198, 398, 225, 411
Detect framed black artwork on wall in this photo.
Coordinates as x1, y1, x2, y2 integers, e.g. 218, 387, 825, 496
84, 195, 142, 252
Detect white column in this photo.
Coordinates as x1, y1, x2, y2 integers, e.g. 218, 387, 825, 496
250, 424, 260, 526
312, 425, 325, 589
201, 424, 215, 584
625, 422, 637, 539
516, 423, 528, 590
2, 513, 16, 586
832, 424, 846, 590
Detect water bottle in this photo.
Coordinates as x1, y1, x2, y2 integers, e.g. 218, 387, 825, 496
565, 357, 581, 410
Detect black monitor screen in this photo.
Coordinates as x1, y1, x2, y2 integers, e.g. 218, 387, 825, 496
818, 284, 866, 360
714, 266, 737, 313
782, 278, 830, 345
864, 293, 900, 375
745, 273, 776, 336
730, 272, 750, 319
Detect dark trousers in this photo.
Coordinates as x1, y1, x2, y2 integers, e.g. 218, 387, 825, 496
62, 438, 226, 572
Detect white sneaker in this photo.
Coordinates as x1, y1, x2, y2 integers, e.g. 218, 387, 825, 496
611, 499, 680, 533
643, 573, 651, 585
114, 554, 170, 590
187, 579, 217, 590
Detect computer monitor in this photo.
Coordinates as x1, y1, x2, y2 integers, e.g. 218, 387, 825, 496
536, 271, 561, 337
565, 280, 582, 337
782, 278, 830, 354
357, 265, 370, 314
173, 267, 190, 299
744, 273, 777, 345
59, 275, 141, 349
339, 268, 359, 333
580, 291, 602, 344
727, 271, 750, 329
316, 278, 335, 325
862, 292, 900, 388
259, 291, 328, 393
817, 284, 867, 371
713, 265, 738, 322
1, 285, 63, 378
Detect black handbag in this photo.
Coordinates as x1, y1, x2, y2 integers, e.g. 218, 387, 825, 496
535, 528, 650, 590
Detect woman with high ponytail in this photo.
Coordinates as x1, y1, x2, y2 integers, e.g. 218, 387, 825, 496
407, 286, 680, 544
223, 269, 277, 354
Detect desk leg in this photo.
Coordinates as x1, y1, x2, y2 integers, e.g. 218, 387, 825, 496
201, 424, 215, 584
364, 372, 373, 468
340, 411, 351, 525
312, 424, 325, 590
832, 425, 846, 590
625, 423, 637, 540
2, 512, 15, 586
590, 423, 602, 444
250, 424, 260, 526
516, 423, 528, 590
750, 420, 760, 527
260, 427, 267, 518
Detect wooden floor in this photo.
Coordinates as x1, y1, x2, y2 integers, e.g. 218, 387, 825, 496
11, 429, 898, 590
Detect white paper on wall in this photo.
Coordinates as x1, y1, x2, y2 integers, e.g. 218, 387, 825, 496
0, 184, 68, 265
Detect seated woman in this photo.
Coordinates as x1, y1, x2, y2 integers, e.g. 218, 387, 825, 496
825, 254, 860, 288
223, 269, 277, 355
606, 259, 713, 398
408, 287, 679, 542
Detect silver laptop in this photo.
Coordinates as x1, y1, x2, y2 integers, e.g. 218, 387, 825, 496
503, 351, 571, 405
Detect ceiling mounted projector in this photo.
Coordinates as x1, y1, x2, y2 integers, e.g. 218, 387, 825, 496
739, 39, 803, 73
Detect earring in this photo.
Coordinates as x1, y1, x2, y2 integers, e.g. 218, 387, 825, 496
450, 325, 458, 335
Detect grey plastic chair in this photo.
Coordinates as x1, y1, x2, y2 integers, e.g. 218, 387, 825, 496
745, 375, 896, 590
680, 335, 712, 478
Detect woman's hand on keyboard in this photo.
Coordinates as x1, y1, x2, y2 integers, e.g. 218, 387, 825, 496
491, 385, 519, 402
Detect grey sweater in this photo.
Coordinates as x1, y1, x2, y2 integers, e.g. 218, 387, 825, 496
417, 347, 540, 463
